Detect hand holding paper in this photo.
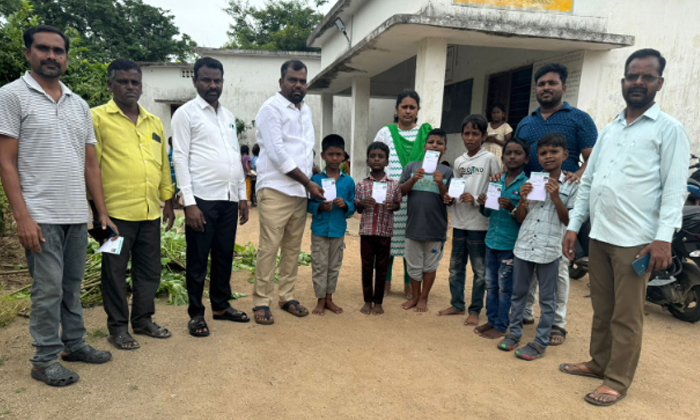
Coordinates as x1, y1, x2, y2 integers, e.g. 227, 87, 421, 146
485, 182, 502, 210
97, 236, 124, 255
448, 178, 466, 199
422, 150, 440, 173
528, 172, 549, 201
322, 178, 337, 201
372, 182, 388, 204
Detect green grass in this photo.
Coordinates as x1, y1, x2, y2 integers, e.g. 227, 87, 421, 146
86, 327, 108, 340
129, 385, 139, 391
14, 388, 25, 394
0, 355, 7, 367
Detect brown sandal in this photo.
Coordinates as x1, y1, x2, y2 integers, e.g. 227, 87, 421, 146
559, 363, 604, 379
584, 386, 625, 407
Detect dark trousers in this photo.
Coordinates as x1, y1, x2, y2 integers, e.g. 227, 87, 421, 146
360, 236, 392, 305
448, 229, 487, 313
586, 239, 648, 395
101, 219, 161, 335
186, 198, 238, 318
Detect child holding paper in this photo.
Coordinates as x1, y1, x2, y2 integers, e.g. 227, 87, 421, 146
475, 138, 530, 339
308, 135, 356, 316
498, 133, 578, 360
355, 142, 402, 315
439, 115, 500, 330
399, 129, 453, 312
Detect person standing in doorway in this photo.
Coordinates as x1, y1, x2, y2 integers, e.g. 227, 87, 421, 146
252, 60, 324, 325
514, 63, 598, 346
172, 57, 250, 337
373, 89, 432, 299
484, 103, 513, 158
561, 49, 689, 406
91, 59, 175, 350
0, 25, 115, 386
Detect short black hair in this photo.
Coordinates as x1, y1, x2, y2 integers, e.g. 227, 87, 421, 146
503, 137, 531, 158
537, 132, 567, 150
241, 145, 250, 155
441, 160, 451, 167
490, 103, 506, 114
366, 141, 389, 159
252, 144, 260, 156
427, 128, 447, 142
108, 59, 141, 81
281, 60, 307, 79
461, 114, 488, 135
535, 63, 568, 85
194, 57, 224, 79
394, 89, 420, 123
625, 48, 666, 77
322, 134, 345, 152
23, 25, 70, 52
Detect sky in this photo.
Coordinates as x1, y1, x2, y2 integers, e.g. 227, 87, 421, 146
142, 0, 333, 49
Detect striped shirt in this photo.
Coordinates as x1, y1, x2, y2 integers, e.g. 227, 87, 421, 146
568, 104, 689, 246
514, 173, 578, 264
0, 72, 96, 224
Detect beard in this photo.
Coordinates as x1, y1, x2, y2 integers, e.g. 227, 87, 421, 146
537, 90, 563, 107
289, 89, 305, 104
623, 87, 655, 108
34, 60, 63, 78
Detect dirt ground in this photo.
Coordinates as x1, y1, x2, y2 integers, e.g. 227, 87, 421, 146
0, 208, 699, 420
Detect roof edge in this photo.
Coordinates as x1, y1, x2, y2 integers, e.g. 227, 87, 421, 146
194, 47, 321, 59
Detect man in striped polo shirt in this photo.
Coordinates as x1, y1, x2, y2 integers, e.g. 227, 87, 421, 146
0, 26, 117, 387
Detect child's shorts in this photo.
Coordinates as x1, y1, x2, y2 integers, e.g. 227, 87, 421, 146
404, 238, 444, 281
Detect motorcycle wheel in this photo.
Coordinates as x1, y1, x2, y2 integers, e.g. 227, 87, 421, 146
569, 264, 588, 281
667, 286, 700, 323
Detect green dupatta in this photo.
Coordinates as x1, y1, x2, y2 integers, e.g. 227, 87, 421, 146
387, 123, 433, 168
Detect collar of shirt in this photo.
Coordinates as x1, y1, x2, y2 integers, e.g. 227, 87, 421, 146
614, 103, 661, 126
274, 91, 306, 111
22, 71, 72, 100
104, 99, 157, 126
365, 173, 391, 183
502, 170, 528, 188
532, 101, 573, 118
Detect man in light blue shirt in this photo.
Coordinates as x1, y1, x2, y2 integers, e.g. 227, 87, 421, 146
561, 49, 690, 407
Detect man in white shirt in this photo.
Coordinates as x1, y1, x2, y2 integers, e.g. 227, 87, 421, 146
562, 49, 689, 406
252, 60, 324, 324
172, 57, 250, 337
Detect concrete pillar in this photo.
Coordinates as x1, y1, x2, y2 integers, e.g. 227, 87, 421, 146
350, 76, 370, 178
414, 37, 448, 128
319, 93, 334, 168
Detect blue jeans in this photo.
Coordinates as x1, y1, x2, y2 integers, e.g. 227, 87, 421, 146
26, 224, 88, 367
448, 229, 486, 313
484, 247, 514, 333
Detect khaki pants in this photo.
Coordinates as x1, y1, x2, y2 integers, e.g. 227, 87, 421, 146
253, 188, 308, 307
311, 234, 345, 298
585, 239, 649, 395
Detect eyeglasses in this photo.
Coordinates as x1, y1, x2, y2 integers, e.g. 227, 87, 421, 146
624, 74, 662, 83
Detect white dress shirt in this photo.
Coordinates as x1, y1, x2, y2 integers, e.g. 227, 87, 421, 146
255, 92, 315, 198
171, 95, 246, 207
569, 104, 690, 246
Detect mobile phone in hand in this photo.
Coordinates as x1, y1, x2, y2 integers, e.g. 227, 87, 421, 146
88, 225, 118, 242
631, 254, 651, 277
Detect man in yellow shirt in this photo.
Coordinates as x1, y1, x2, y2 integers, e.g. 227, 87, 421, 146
91, 60, 175, 350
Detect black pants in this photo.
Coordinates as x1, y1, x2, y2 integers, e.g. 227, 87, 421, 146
101, 218, 161, 335
360, 235, 392, 305
186, 198, 238, 318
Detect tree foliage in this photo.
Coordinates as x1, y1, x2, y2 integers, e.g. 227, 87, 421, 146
2, 0, 196, 62
224, 0, 328, 52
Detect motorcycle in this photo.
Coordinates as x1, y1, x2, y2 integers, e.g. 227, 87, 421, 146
569, 156, 700, 323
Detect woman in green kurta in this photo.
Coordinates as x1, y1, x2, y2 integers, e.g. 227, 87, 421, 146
373, 89, 432, 298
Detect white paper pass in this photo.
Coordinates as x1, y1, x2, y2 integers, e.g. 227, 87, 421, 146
529, 172, 549, 201
422, 150, 440, 173
372, 182, 388, 203
448, 178, 467, 199
97, 237, 124, 255
322, 178, 337, 201
485, 182, 502, 210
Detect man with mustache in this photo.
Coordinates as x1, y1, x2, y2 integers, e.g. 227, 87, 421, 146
513, 63, 599, 346
0, 25, 116, 386
251, 60, 324, 324
562, 48, 689, 406
91, 59, 175, 349
172, 57, 250, 337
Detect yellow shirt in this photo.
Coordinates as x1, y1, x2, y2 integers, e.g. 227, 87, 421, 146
91, 100, 174, 221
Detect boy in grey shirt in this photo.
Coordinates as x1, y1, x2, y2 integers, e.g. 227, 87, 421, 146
399, 129, 453, 313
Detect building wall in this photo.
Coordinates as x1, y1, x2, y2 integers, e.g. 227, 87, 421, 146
139, 66, 194, 143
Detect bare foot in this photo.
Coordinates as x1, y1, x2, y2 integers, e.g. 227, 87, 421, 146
372, 304, 384, 315
312, 299, 325, 316
360, 302, 372, 315
474, 323, 493, 335
480, 328, 506, 339
325, 299, 343, 314
401, 297, 419, 310
403, 284, 412, 300
414, 298, 428, 312
437, 306, 465, 316
384, 282, 392, 297
464, 313, 479, 326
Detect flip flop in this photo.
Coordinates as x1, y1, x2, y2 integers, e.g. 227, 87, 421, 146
213, 307, 250, 323
253, 306, 274, 325
279, 300, 309, 317
584, 387, 626, 407
559, 363, 604, 379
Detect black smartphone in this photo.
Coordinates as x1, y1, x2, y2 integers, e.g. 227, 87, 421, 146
88, 225, 118, 242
